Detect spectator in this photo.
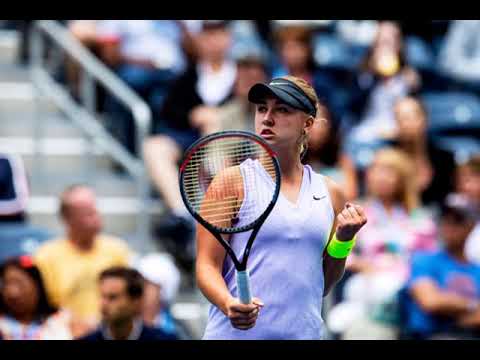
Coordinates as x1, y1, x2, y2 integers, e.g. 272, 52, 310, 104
136, 253, 191, 339
438, 20, 480, 84
302, 103, 359, 201
456, 155, 480, 264
34, 185, 132, 335
0, 153, 52, 263
142, 20, 235, 260
189, 51, 268, 135
348, 148, 437, 277
326, 148, 437, 339
405, 194, 480, 339
0, 153, 29, 224
347, 21, 421, 144
79, 267, 177, 340
94, 20, 191, 155
0, 256, 73, 340
390, 97, 456, 206
271, 24, 347, 123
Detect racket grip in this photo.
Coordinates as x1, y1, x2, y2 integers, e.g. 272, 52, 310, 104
236, 270, 252, 304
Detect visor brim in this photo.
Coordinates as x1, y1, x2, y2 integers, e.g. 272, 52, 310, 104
248, 83, 310, 113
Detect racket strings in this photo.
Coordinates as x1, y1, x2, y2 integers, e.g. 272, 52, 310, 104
182, 136, 278, 231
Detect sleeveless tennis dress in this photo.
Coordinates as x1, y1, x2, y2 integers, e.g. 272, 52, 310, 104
202, 159, 335, 340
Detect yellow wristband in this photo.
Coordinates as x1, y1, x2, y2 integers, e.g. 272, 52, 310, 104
327, 233, 356, 259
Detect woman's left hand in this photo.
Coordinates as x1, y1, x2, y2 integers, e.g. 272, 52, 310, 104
335, 203, 367, 241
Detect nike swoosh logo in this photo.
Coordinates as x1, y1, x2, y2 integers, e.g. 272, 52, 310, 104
313, 195, 327, 201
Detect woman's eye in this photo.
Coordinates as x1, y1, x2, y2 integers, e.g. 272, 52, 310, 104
277, 107, 289, 113
257, 106, 267, 113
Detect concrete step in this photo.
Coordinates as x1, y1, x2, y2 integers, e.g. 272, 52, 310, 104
0, 30, 19, 65
0, 65, 30, 83
0, 137, 121, 175
0, 113, 88, 138
0, 81, 58, 113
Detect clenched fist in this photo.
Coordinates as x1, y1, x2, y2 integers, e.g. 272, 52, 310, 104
335, 203, 367, 241
224, 297, 264, 330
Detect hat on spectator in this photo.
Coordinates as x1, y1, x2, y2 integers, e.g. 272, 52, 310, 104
232, 38, 268, 66
201, 20, 230, 31
440, 193, 479, 222
136, 253, 181, 304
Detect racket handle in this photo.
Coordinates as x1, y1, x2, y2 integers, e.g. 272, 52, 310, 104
236, 270, 252, 304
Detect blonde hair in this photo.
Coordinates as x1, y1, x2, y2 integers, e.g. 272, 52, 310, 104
372, 148, 419, 212
280, 75, 322, 159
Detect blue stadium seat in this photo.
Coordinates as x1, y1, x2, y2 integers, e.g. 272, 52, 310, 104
0, 223, 53, 263
431, 135, 480, 164
405, 36, 435, 72
421, 92, 480, 134
343, 138, 390, 170
313, 34, 365, 72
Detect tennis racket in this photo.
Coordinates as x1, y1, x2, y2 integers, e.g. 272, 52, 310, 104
179, 130, 281, 304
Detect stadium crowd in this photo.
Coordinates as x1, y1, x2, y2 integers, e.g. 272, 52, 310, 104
1, 20, 480, 340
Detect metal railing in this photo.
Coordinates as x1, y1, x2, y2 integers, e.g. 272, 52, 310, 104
29, 20, 152, 252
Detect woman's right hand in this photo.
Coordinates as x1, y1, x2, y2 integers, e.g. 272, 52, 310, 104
224, 297, 264, 330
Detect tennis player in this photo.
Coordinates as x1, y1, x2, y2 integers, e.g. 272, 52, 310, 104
196, 76, 367, 340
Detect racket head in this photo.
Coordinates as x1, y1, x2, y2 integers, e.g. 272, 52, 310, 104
179, 131, 281, 234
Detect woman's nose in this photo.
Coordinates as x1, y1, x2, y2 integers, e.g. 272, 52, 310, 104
262, 109, 274, 126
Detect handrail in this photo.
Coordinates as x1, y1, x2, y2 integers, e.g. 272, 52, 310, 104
29, 20, 152, 252
34, 20, 152, 136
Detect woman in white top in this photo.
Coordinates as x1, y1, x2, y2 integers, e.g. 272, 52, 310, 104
197, 76, 368, 339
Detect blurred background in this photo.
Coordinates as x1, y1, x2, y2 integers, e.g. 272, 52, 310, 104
0, 20, 479, 340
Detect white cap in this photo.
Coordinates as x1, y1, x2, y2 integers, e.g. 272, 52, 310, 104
136, 253, 181, 304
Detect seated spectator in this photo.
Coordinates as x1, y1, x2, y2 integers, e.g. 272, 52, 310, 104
326, 148, 437, 339
79, 267, 177, 340
189, 51, 268, 135
136, 253, 191, 339
302, 103, 358, 201
0, 153, 52, 263
0, 153, 29, 224
94, 20, 191, 155
405, 194, 480, 339
348, 148, 437, 277
347, 21, 421, 144
438, 20, 480, 84
390, 97, 456, 206
34, 185, 132, 335
0, 256, 73, 340
456, 155, 480, 265
271, 24, 347, 124
142, 21, 235, 263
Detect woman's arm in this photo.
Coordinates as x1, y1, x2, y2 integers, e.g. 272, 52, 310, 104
409, 279, 478, 317
323, 178, 346, 296
195, 168, 262, 330
323, 177, 368, 296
